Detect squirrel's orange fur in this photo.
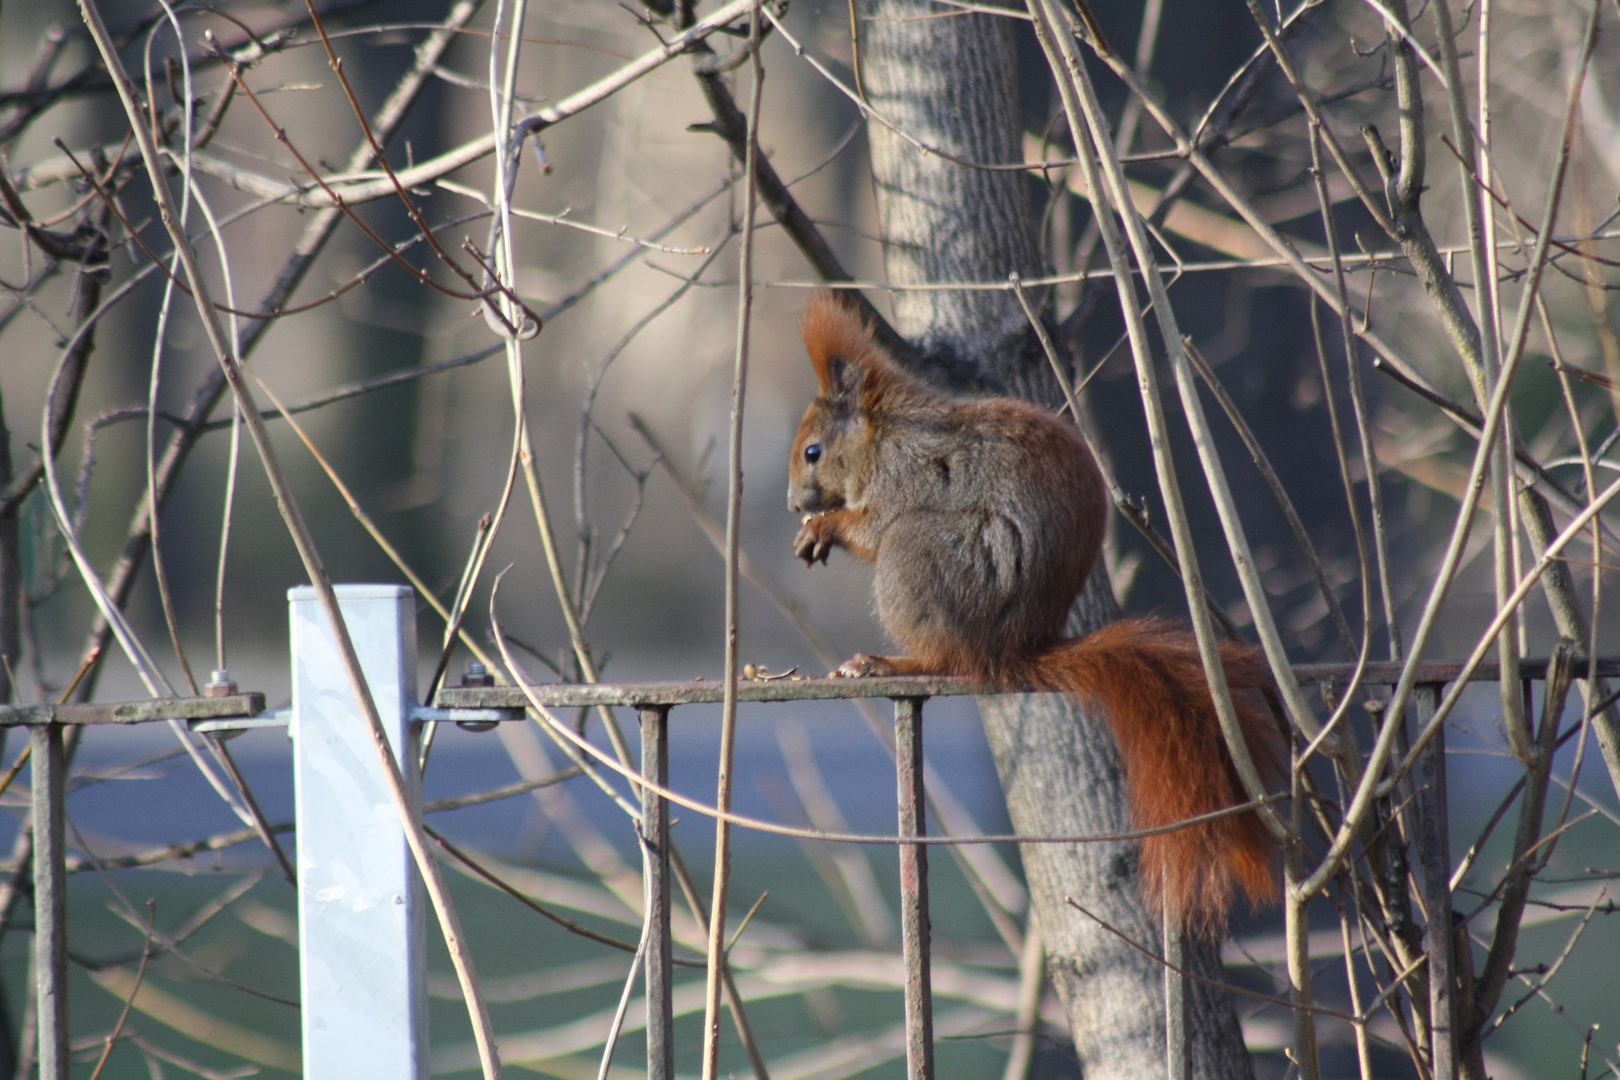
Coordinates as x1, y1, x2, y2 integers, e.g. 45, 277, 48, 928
788, 293, 1282, 932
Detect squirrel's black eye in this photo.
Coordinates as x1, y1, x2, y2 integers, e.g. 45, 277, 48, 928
803, 443, 822, 465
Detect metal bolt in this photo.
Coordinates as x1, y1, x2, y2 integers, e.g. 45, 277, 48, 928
456, 662, 498, 731
204, 669, 238, 698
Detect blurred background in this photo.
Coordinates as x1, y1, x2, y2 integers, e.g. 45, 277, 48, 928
0, 0, 1617, 1075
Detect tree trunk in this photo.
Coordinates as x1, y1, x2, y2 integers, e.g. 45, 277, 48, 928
861, 6, 1254, 1078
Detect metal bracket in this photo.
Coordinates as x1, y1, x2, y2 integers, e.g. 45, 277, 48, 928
408, 704, 525, 732
184, 703, 524, 738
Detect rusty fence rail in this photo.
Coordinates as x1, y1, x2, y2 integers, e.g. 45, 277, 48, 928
438, 655, 1620, 1080
3, 583, 1617, 1080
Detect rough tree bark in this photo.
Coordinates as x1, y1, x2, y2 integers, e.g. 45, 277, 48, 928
860, 5, 1254, 1078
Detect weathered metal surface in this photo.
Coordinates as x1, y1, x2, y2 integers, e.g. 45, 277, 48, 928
436, 675, 986, 710
0, 693, 265, 726
32, 723, 67, 1080
640, 705, 674, 1080
434, 654, 1620, 712
189, 708, 292, 735
11, 590, 1611, 1080
894, 697, 935, 1080
6, 656, 1612, 727
1292, 655, 1620, 686
409, 705, 524, 726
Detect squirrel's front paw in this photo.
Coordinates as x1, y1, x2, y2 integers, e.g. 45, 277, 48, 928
793, 515, 835, 565
832, 653, 899, 678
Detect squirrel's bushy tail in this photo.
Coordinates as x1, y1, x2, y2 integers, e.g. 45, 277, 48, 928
1026, 616, 1284, 933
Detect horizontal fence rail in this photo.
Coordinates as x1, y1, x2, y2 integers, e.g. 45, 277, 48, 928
432, 654, 1620, 710
2, 584, 1614, 1080
0, 694, 264, 726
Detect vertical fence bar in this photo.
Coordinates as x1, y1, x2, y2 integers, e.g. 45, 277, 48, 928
640, 705, 674, 1080
1413, 683, 1456, 1080
893, 696, 934, 1080
291, 584, 426, 1080
30, 722, 66, 1080
1163, 911, 1187, 1080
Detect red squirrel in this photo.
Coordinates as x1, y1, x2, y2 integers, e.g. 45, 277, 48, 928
787, 293, 1283, 932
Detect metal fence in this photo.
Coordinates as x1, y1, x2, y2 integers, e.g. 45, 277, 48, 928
2, 584, 1612, 1079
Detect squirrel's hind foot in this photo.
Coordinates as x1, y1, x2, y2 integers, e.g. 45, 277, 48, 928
831, 653, 897, 678
831, 653, 941, 678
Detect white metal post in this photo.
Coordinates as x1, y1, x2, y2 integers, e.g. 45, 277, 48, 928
291, 584, 426, 1079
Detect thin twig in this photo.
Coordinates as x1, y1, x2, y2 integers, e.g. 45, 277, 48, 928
1302, 0, 1603, 899
1027, 0, 1299, 839
67, 0, 481, 718
1063, 896, 1356, 1022
204, 734, 296, 886
86, 901, 154, 1080
629, 415, 1029, 949
492, 637, 1295, 848
427, 825, 700, 965
235, 0, 766, 209
702, 4, 763, 1075
76, 4, 504, 1073
595, 909, 652, 1080
1182, 339, 1357, 656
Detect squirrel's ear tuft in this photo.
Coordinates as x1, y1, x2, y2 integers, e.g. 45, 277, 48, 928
801, 292, 883, 399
